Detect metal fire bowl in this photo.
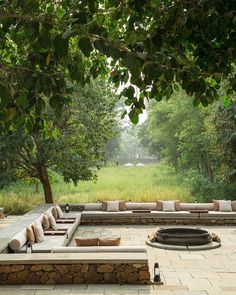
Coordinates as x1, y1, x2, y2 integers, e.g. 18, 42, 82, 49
156, 227, 211, 246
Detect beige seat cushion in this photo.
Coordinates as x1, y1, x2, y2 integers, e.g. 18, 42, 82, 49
232, 201, 236, 211
213, 200, 220, 211
75, 238, 98, 246
47, 213, 58, 230
32, 222, 44, 243
98, 237, 121, 246
51, 206, 58, 219
26, 226, 35, 244
42, 214, 50, 229
157, 200, 180, 211
219, 200, 232, 212
102, 201, 126, 211
55, 205, 64, 218
163, 201, 176, 212
106, 201, 119, 212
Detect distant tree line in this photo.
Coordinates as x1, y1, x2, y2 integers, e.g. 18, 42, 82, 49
139, 92, 236, 201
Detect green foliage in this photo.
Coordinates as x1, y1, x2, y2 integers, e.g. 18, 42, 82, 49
0, 80, 118, 202
139, 92, 236, 202
0, 0, 236, 131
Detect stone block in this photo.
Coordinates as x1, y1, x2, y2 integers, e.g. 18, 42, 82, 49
25, 273, 41, 284
84, 272, 104, 283
116, 264, 125, 272
42, 265, 54, 272
60, 274, 73, 284
97, 265, 114, 273
12, 265, 25, 272
104, 272, 116, 283
0, 265, 11, 273
54, 265, 68, 276
125, 265, 137, 273
117, 272, 126, 283
126, 272, 138, 283
81, 264, 89, 272
139, 271, 150, 280
30, 265, 42, 272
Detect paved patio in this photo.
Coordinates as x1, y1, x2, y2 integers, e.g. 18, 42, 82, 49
1, 225, 236, 294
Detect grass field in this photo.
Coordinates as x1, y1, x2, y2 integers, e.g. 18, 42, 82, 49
0, 164, 193, 214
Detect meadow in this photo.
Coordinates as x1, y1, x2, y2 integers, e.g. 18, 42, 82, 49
0, 164, 193, 214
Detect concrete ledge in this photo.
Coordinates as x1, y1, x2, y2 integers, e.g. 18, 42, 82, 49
0, 252, 148, 264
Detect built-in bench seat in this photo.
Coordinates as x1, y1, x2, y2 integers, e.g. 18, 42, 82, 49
52, 246, 147, 253
0, 204, 81, 254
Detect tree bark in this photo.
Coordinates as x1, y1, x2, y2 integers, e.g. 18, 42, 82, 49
38, 164, 53, 203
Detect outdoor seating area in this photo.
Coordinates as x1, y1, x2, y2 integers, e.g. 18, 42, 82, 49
0, 201, 236, 288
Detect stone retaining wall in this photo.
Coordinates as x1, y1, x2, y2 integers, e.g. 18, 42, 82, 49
81, 217, 236, 226
0, 263, 150, 285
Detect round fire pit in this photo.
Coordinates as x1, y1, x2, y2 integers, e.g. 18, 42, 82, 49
156, 227, 211, 246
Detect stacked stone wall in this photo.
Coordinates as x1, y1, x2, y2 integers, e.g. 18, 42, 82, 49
0, 263, 150, 285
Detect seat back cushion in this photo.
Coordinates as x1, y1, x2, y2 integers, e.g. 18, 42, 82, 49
75, 237, 98, 246
26, 225, 35, 244
98, 237, 121, 246
55, 205, 64, 218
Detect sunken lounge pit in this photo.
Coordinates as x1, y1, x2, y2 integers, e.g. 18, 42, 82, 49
146, 227, 221, 251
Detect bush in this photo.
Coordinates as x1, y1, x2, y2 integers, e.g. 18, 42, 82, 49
188, 172, 236, 202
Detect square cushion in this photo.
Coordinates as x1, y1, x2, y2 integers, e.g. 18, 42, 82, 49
75, 238, 98, 246
106, 201, 119, 212
119, 201, 126, 211
42, 214, 50, 230
213, 200, 220, 211
98, 237, 121, 246
26, 225, 35, 244
156, 200, 163, 211
219, 200, 232, 212
102, 201, 126, 211
157, 200, 180, 211
32, 222, 44, 243
51, 206, 58, 219
232, 200, 236, 211
47, 213, 58, 230
162, 201, 176, 212
55, 205, 64, 218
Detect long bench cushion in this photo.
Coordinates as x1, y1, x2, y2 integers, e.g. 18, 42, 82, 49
180, 203, 214, 211
51, 246, 147, 253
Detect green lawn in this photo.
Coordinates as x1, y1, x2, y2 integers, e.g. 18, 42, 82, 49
0, 164, 193, 214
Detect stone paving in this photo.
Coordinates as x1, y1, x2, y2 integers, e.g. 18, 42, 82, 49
1, 225, 236, 294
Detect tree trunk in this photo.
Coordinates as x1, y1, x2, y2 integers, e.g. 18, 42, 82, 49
38, 164, 53, 203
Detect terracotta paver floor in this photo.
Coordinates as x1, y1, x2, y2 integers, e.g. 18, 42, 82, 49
1, 225, 236, 294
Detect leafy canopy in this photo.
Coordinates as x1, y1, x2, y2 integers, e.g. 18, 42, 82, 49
0, 0, 236, 128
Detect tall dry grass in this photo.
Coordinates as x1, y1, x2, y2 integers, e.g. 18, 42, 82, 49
0, 164, 193, 214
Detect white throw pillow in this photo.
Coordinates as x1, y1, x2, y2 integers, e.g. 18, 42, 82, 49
106, 201, 120, 212
219, 200, 232, 212
47, 213, 58, 230
55, 205, 64, 218
162, 201, 176, 212
32, 222, 44, 243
